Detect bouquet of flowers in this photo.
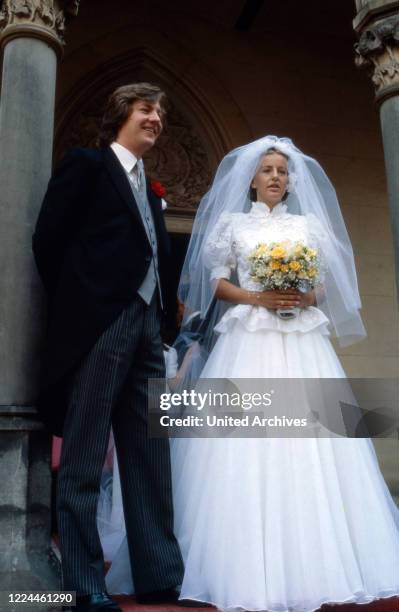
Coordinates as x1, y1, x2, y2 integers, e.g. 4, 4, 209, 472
248, 240, 320, 319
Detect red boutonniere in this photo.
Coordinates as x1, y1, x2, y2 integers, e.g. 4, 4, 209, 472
151, 180, 167, 198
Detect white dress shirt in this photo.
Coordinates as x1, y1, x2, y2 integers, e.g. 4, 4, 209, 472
110, 141, 167, 209
110, 142, 142, 190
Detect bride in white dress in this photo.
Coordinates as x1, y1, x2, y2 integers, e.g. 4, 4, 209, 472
102, 136, 399, 611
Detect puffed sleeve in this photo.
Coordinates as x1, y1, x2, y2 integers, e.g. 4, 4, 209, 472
202, 212, 237, 281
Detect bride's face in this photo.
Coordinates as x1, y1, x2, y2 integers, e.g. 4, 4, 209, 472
251, 152, 289, 208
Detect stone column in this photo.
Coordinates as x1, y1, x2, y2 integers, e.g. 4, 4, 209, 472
354, 0, 399, 301
353, 0, 399, 507
0, 0, 79, 593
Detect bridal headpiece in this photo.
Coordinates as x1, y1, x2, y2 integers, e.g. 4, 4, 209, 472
176, 135, 365, 372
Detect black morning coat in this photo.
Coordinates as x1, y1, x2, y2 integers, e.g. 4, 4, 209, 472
32, 147, 171, 437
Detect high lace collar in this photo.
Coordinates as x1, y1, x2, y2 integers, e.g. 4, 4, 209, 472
250, 201, 287, 218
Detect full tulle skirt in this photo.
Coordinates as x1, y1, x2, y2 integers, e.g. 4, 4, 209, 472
104, 315, 399, 611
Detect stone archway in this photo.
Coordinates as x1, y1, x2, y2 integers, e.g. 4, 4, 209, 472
54, 46, 250, 232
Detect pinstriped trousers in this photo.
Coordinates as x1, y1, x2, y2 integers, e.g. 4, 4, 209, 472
57, 294, 184, 595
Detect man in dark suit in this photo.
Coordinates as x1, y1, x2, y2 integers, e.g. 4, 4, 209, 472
33, 83, 184, 611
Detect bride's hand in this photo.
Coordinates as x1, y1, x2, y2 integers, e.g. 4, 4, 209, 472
252, 289, 315, 309
214, 279, 316, 309
253, 289, 301, 309
296, 289, 316, 308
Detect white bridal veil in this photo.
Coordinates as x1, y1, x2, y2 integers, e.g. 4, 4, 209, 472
175, 135, 365, 377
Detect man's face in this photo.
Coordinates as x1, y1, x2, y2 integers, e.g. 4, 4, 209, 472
117, 99, 163, 156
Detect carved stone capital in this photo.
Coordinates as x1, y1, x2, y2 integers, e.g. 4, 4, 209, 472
0, 0, 80, 56
354, 6, 399, 103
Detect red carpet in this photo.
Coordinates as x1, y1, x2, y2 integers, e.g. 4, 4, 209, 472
54, 539, 399, 611
114, 597, 399, 612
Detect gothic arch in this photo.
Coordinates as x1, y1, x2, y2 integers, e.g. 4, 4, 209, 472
54, 45, 251, 230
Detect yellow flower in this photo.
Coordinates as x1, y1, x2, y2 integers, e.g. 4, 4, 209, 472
270, 246, 286, 259
308, 267, 317, 277
294, 244, 303, 255
308, 248, 317, 258
254, 244, 268, 257
281, 264, 290, 273
271, 261, 281, 270
289, 260, 301, 271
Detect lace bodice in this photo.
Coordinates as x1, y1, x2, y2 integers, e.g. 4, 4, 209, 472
203, 201, 330, 335
204, 201, 327, 289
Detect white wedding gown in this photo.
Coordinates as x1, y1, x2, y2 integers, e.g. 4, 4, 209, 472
102, 202, 399, 611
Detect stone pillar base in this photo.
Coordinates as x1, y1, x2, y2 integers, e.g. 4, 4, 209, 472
0, 407, 60, 596
0, 548, 60, 590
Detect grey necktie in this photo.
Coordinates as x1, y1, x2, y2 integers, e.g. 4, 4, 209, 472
132, 159, 146, 197
130, 162, 140, 191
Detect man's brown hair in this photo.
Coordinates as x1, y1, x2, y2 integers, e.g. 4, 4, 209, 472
97, 83, 167, 147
